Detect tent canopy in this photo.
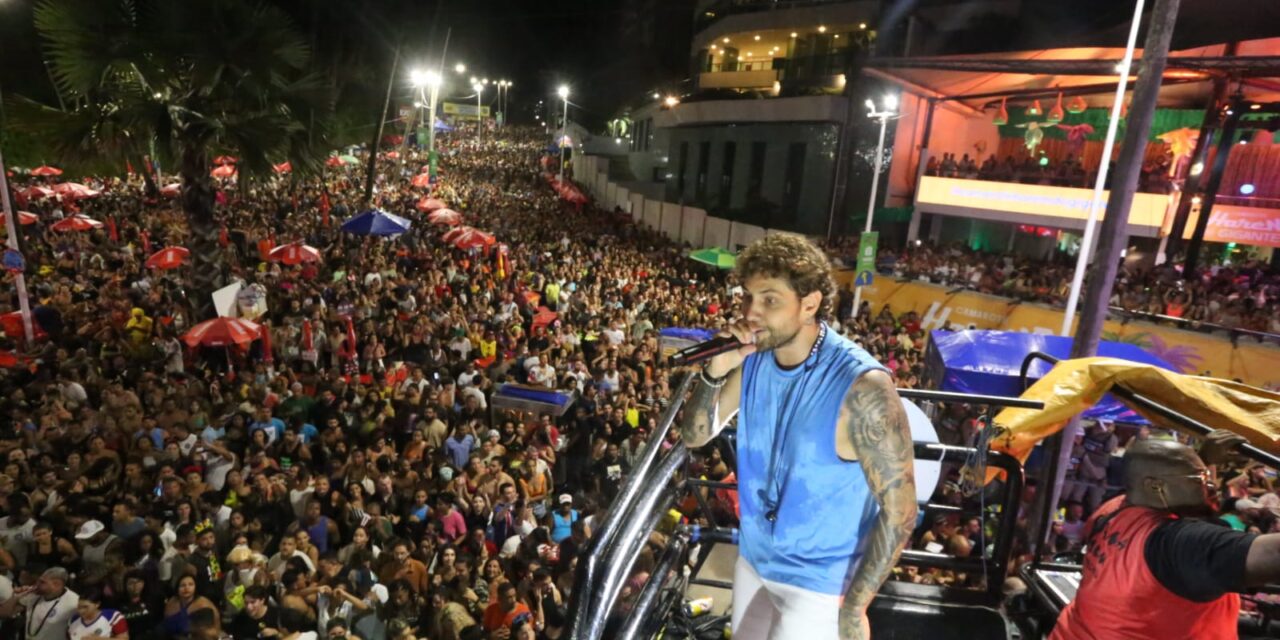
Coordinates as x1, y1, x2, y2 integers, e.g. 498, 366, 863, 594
865, 38, 1280, 113
925, 329, 1175, 423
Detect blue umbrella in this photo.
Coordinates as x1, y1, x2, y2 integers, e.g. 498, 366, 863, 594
433, 120, 453, 131
340, 209, 413, 236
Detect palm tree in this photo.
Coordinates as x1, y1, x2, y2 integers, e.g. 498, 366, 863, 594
12, 0, 333, 319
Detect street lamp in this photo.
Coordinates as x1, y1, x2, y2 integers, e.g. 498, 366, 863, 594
455, 63, 466, 74
557, 85, 570, 178
473, 82, 485, 143
851, 94, 900, 316
663, 95, 680, 108
405, 68, 444, 173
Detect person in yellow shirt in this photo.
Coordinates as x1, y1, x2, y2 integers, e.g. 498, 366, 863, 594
125, 308, 153, 345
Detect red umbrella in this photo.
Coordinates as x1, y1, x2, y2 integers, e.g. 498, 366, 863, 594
442, 225, 475, 243
2, 211, 38, 226
145, 246, 190, 270
428, 209, 462, 226
18, 186, 55, 202
416, 197, 447, 212
273, 162, 292, 174
384, 150, 400, 160
267, 242, 322, 265
410, 173, 432, 188
52, 182, 101, 200
30, 166, 62, 177
181, 317, 261, 348
213, 155, 238, 166
210, 165, 236, 179
325, 156, 346, 167
451, 228, 496, 251
50, 215, 104, 232
160, 183, 182, 198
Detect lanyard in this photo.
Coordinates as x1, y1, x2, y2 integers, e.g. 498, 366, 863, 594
758, 323, 826, 526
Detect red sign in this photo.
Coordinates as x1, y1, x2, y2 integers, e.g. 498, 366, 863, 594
1183, 205, 1280, 248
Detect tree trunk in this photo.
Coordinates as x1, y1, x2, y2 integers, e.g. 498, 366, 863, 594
180, 144, 224, 321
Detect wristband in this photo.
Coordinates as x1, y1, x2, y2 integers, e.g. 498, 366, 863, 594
699, 366, 729, 388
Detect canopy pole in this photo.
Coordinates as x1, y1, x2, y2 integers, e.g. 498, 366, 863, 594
1035, 0, 1182, 553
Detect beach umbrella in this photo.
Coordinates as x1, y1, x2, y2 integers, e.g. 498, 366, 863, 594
2, 211, 38, 226
213, 155, 238, 166
210, 165, 237, 179
267, 242, 322, 265
411, 173, 432, 188
50, 215, 104, 232
451, 228, 496, 251
442, 225, 476, 243
273, 162, 292, 174
688, 247, 737, 269
340, 209, 412, 236
144, 246, 190, 270
181, 317, 261, 348
30, 166, 62, 177
427, 209, 462, 226
51, 182, 100, 200
160, 183, 182, 198
416, 197, 446, 212
17, 186, 55, 202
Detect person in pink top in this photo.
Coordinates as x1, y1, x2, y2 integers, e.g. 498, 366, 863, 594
438, 493, 468, 543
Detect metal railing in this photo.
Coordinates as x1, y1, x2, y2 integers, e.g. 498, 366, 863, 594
565, 378, 1044, 639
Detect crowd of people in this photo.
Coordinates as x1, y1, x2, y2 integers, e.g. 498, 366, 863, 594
3, 112, 1271, 639
0, 122, 951, 640
926, 151, 1175, 194
847, 241, 1280, 338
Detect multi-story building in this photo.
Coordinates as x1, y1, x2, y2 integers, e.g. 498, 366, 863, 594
590, 0, 1028, 239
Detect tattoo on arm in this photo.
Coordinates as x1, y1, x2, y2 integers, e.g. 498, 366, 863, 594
677, 379, 720, 447
839, 371, 917, 639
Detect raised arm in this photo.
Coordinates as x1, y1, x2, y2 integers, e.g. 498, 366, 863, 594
676, 368, 742, 448
838, 370, 917, 640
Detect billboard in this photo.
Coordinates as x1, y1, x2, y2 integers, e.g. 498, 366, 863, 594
442, 102, 491, 119
1181, 205, 1280, 248
915, 176, 1171, 236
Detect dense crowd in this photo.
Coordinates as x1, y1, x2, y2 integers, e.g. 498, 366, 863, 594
925, 151, 1175, 194
830, 240, 1280, 338
0, 122, 966, 640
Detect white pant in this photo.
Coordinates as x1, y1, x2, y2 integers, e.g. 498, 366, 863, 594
732, 556, 841, 640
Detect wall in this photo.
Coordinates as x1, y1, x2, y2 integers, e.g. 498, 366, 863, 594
888, 91, 998, 208
575, 153, 822, 252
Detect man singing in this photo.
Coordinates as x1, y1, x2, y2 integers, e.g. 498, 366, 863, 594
679, 234, 916, 640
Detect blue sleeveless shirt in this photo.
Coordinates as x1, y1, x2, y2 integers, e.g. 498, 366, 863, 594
737, 324, 888, 595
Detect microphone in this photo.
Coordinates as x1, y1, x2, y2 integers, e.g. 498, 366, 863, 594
668, 336, 741, 367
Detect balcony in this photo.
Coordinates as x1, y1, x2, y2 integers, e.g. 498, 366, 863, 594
698, 68, 781, 90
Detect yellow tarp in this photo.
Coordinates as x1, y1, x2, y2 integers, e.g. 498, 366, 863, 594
991, 357, 1280, 469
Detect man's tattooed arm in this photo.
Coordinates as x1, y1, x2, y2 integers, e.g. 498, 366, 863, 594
838, 370, 917, 640
677, 370, 741, 448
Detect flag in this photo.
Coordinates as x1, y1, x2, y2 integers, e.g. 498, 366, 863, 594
219, 226, 229, 247
106, 217, 119, 242
141, 230, 151, 255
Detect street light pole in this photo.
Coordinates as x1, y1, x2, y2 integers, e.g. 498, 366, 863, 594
0, 147, 33, 343
851, 95, 897, 316
425, 71, 442, 180
473, 82, 484, 145
558, 85, 570, 179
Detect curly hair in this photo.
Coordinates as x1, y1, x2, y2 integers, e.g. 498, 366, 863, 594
734, 233, 837, 320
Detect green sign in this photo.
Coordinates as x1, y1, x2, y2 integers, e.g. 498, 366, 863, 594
854, 231, 878, 287
428, 150, 439, 179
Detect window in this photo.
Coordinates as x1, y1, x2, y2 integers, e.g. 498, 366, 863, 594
783, 142, 805, 215
719, 142, 736, 210
747, 142, 766, 202
696, 141, 711, 203
677, 142, 689, 195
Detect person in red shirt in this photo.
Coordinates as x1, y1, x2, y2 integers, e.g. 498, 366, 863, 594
482, 582, 534, 637
1051, 430, 1280, 640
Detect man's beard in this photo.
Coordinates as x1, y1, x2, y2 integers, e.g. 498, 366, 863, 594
754, 325, 801, 353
